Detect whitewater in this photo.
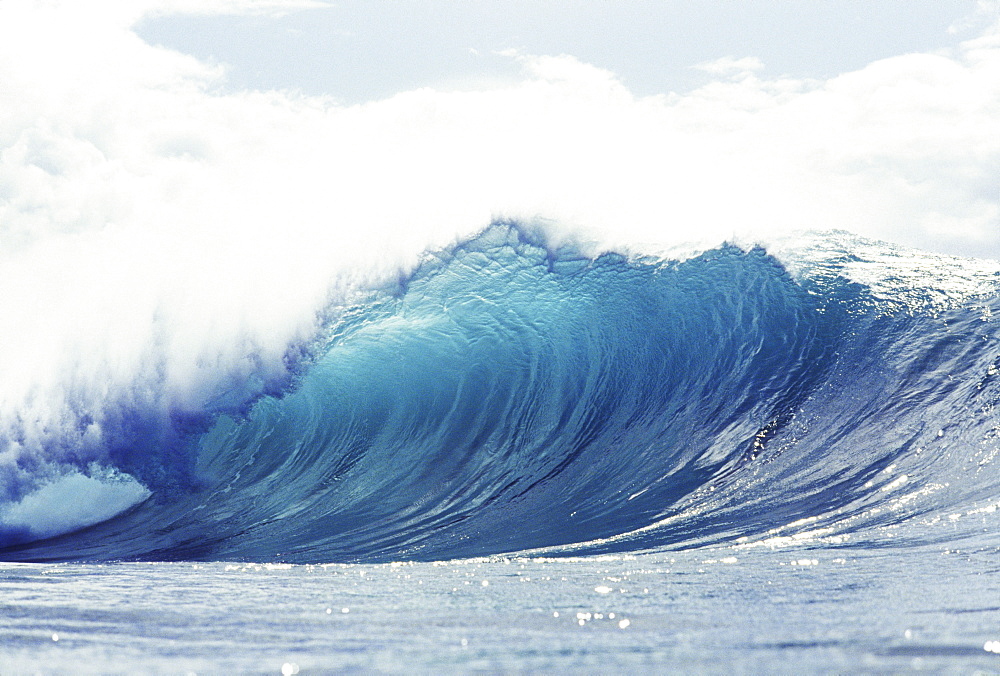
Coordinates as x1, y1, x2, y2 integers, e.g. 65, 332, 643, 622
4, 1, 1000, 672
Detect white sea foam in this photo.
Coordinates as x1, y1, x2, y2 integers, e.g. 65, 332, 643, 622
0, 0, 999, 493
0, 467, 150, 539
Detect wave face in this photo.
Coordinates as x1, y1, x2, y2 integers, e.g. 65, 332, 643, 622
3, 224, 1000, 562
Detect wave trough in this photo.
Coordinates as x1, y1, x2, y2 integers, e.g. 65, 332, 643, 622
2, 223, 1000, 563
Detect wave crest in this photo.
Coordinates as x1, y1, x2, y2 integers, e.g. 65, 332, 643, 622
4, 224, 1000, 562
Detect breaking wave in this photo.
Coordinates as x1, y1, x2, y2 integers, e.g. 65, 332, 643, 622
3, 223, 1000, 562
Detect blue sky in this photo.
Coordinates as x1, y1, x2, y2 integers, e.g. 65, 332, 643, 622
137, 1, 987, 102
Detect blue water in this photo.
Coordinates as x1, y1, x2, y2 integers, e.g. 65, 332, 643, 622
4, 223, 1000, 672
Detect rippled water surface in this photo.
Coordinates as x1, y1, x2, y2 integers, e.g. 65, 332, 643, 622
5, 542, 1000, 674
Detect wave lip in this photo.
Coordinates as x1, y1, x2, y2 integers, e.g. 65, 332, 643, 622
4, 224, 1000, 562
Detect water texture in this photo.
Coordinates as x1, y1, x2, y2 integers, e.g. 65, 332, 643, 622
3, 223, 1000, 563
4, 224, 1000, 672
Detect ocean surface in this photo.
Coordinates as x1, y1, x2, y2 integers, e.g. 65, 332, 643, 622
5, 223, 1000, 672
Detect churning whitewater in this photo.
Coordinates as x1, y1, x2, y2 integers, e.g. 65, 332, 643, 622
2, 222, 1000, 563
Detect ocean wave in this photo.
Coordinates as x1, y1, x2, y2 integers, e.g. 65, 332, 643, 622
2, 223, 1000, 562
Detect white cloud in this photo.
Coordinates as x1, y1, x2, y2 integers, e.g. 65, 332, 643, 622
950, 1, 1000, 35
695, 56, 766, 76
0, 1, 998, 488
